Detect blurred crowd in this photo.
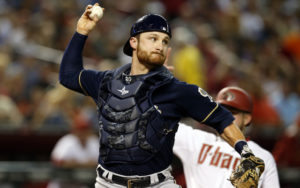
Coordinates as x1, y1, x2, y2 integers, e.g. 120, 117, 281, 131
0, 0, 300, 174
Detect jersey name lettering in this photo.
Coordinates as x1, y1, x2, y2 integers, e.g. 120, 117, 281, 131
197, 143, 240, 170
198, 144, 212, 163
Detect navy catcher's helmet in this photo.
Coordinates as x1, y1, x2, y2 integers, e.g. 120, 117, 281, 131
123, 14, 172, 56
216, 86, 253, 113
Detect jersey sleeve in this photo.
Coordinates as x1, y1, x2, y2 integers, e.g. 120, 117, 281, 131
59, 32, 86, 94
79, 69, 107, 99
59, 32, 107, 99
174, 82, 234, 133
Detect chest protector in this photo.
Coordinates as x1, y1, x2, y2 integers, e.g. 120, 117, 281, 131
97, 64, 174, 165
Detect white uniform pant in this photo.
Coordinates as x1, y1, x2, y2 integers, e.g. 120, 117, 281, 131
94, 164, 181, 188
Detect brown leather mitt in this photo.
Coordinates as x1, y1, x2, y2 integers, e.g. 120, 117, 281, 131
229, 155, 265, 188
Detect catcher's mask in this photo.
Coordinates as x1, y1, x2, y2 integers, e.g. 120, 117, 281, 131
216, 86, 253, 126
123, 14, 172, 56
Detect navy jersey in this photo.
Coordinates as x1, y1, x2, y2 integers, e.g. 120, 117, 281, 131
59, 32, 234, 175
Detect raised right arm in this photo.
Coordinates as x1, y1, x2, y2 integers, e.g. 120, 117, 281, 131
59, 4, 104, 95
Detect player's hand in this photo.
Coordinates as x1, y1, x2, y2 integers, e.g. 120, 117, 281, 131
76, 3, 104, 35
164, 47, 174, 72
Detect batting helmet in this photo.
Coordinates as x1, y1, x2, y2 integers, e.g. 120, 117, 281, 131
123, 14, 172, 56
216, 86, 253, 113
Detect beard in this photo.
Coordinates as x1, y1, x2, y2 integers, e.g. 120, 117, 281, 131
137, 45, 166, 66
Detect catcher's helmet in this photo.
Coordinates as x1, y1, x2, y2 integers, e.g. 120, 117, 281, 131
123, 14, 172, 56
216, 86, 253, 113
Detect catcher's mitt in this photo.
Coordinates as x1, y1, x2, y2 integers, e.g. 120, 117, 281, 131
229, 155, 265, 188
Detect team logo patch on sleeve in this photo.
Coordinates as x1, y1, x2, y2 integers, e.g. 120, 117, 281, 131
198, 87, 213, 102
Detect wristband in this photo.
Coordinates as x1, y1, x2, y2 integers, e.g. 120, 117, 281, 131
234, 140, 253, 157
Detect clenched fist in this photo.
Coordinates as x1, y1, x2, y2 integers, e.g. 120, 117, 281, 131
76, 3, 104, 35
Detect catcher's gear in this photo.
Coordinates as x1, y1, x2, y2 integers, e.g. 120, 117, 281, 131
229, 155, 265, 188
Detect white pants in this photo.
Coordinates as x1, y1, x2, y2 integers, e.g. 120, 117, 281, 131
94, 165, 181, 188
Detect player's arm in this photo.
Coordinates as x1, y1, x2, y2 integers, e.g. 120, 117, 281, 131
59, 4, 103, 96
174, 83, 252, 156
220, 123, 247, 152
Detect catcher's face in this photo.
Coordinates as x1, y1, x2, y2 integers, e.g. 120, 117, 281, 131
133, 32, 170, 66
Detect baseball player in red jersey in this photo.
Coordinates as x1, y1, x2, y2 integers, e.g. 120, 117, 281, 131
173, 86, 280, 188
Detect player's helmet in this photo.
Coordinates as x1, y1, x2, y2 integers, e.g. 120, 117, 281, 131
123, 14, 172, 56
216, 86, 253, 113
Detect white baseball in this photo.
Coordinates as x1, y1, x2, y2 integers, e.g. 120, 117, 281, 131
89, 5, 103, 19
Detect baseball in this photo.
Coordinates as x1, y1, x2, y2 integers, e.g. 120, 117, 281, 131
89, 5, 103, 19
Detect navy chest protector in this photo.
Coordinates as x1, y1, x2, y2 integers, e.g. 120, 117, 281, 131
97, 64, 174, 165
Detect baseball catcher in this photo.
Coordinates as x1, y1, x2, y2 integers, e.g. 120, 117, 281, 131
60, 3, 266, 187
